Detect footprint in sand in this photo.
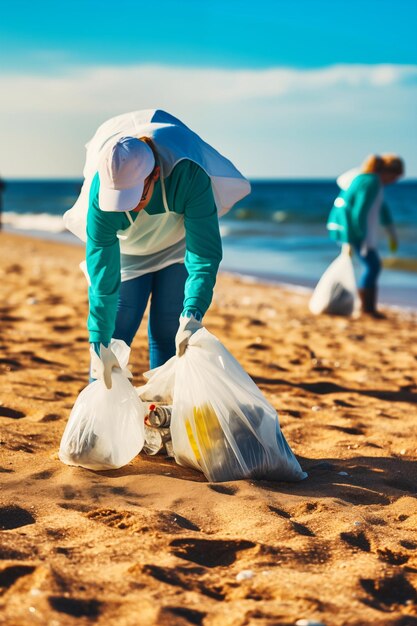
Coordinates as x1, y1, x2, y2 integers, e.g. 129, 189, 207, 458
0, 506, 35, 530
248, 318, 266, 327
87, 507, 200, 535
40, 413, 61, 422
157, 606, 207, 625
1, 315, 25, 323
333, 399, 356, 408
0, 358, 23, 372
0, 407, 25, 419
0, 565, 36, 593
57, 374, 84, 382
169, 538, 256, 568
329, 425, 365, 436
48, 596, 102, 618
52, 324, 74, 332
360, 573, 417, 610
269, 505, 315, 536
246, 342, 269, 351
32, 470, 55, 480
29, 355, 58, 366
268, 505, 291, 519
340, 530, 371, 552
282, 409, 303, 418
290, 521, 315, 537
142, 563, 223, 600
377, 547, 409, 565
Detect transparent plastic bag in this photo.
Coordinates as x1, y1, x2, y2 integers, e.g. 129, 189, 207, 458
138, 357, 176, 403
309, 248, 358, 316
59, 340, 145, 470
139, 329, 307, 483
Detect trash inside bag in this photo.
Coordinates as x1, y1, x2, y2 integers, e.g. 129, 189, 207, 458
309, 248, 358, 316
59, 340, 145, 470
138, 330, 307, 483
139, 361, 176, 403
142, 403, 174, 456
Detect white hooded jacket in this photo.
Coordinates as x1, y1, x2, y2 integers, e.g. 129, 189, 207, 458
63, 109, 251, 242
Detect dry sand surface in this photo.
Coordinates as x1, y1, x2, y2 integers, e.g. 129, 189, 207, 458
0, 232, 416, 626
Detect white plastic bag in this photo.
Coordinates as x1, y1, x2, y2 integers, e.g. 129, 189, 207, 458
309, 247, 358, 316
59, 340, 145, 470
138, 358, 176, 403
138, 330, 307, 483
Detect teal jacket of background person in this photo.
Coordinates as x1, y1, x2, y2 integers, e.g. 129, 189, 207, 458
86, 160, 223, 345
327, 173, 393, 245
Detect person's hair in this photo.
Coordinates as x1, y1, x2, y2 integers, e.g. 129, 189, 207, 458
381, 154, 405, 177
361, 154, 384, 174
138, 136, 159, 172
361, 153, 405, 177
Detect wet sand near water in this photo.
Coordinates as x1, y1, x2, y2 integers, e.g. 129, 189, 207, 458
0, 232, 416, 626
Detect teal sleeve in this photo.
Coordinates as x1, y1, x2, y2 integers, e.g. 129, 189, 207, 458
380, 201, 394, 227
349, 175, 380, 243
183, 165, 223, 317
86, 174, 126, 344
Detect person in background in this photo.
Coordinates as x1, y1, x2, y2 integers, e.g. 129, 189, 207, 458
327, 154, 404, 317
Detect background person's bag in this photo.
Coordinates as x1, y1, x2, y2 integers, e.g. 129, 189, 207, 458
309, 247, 358, 316
139, 329, 307, 483
59, 340, 145, 470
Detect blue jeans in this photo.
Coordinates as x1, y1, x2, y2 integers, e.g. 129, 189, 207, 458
356, 247, 381, 289
113, 262, 188, 369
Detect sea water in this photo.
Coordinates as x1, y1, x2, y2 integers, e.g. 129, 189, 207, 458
2, 179, 416, 307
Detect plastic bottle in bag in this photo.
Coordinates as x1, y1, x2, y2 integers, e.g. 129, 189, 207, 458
142, 404, 174, 456
143, 425, 172, 455
147, 404, 172, 427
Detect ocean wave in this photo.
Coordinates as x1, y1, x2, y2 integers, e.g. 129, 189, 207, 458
2, 212, 66, 233
219, 223, 286, 239
228, 206, 325, 224
233, 207, 290, 222
272, 211, 288, 222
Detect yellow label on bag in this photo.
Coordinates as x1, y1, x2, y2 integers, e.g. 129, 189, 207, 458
185, 403, 224, 463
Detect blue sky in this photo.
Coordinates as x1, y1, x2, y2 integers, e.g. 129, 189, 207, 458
1, 0, 416, 177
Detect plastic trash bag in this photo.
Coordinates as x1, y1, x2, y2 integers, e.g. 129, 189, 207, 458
138, 330, 307, 483
59, 340, 145, 470
138, 360, 176, 403
309, 247, 358, 316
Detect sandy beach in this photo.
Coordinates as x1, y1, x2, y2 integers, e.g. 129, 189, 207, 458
0, 231, 416, 626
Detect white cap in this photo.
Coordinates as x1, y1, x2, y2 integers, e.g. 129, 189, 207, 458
98, 137, 155, 212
